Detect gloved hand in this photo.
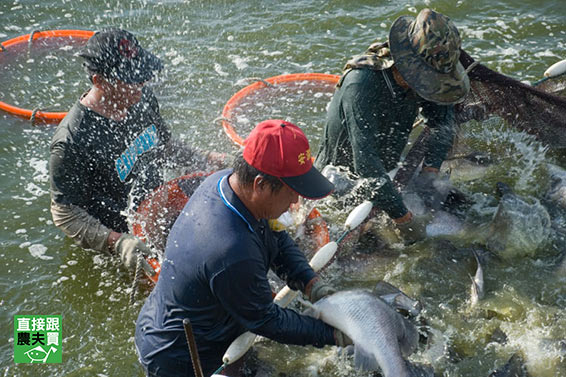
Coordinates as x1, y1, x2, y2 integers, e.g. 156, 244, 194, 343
334, 329, 353, 347
394, 212, 429, 245
308, 278, 336, 303
114, 233, 156, 276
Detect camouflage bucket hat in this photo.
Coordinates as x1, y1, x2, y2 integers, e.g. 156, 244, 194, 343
389, 9, 470, 104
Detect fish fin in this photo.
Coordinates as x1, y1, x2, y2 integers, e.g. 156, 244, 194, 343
353, 344, 380, 371
495, 182, 513, 198
373, 280, 399, 296
406, 361, 435, 377
398, 316, 420, 357
374, 281, 422, 317
298, 297, 321, 319
471, 248, 484, 273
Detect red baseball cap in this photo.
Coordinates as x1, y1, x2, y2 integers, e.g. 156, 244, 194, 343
243, 120, 334, 199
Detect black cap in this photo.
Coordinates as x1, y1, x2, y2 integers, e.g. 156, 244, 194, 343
79, 29, 163, 84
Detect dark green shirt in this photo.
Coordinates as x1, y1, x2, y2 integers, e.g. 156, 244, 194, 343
49, 87, 171, 232
315, 67, 455, 219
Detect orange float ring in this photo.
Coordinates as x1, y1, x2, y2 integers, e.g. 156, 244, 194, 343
132, 172, 330, 284
220, 73, 339, 146
0, 29, 94, 124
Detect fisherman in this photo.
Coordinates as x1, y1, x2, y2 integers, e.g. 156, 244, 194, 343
135, 120, 352, 377
315, 9, 470, 244
49, 29, 228, 275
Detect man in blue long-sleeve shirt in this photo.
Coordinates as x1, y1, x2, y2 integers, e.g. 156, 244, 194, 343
135, 120, 349, 377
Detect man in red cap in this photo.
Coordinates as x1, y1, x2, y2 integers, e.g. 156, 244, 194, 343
135, 120, 349, 377
49, 29, 227, 276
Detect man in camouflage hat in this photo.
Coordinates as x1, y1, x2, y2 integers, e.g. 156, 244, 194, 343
315, 8, 470, 244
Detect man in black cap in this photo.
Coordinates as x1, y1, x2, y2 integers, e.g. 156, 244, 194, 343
49, 29, 227, 275
315, 9, 470, 244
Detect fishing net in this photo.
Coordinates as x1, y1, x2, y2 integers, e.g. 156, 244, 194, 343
456, 50, 566, 149
395, 50, 566, 188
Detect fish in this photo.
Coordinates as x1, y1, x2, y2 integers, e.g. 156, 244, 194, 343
304, 289, 433, 377
488, 353, 530, 377
402, 190, 466, 238
373, 280, 423, 317
442, 151, 494, 182
469, 248, 485, 306
486, 182, 552, 260
544, 163, 566, 210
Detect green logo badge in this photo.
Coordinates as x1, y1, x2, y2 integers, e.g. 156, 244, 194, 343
14, 315, 62, 363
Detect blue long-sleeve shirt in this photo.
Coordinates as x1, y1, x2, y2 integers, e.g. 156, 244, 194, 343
135, 170, 335, 375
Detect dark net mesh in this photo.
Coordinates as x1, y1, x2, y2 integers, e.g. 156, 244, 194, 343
456, 50, 566, 149
394, 52, 566, 187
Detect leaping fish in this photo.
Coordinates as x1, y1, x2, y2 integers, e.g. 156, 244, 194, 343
470, 248, 485, 306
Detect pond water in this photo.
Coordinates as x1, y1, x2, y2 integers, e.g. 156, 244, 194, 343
1, 1, 565, 376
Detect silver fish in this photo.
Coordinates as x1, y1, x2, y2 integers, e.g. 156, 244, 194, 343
402, 191, 465, 238
545, 163, 566, 210
487, 182, 552, 260
470, 249, 485, 306
488, 353, 529, 377
306, 289, 433, 377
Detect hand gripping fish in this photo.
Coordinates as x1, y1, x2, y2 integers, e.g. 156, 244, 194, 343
304, 289, 433, 377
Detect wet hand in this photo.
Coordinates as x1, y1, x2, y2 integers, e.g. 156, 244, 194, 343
114, 233, 156, 276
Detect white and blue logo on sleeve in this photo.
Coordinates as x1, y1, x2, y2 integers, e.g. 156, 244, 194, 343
115, 125, 159, 182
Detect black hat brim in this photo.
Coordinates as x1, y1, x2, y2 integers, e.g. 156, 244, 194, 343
114, 49, 163, 84
281, 166, 335, 200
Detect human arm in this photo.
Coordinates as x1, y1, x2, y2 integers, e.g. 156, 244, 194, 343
50, 143, 154, 273
420, 102, 456, 170
50, 201, 154, 274
50, 199, 113, 252
339, 81, 409, 219
270, 230, 318, 292
413, 102, 467, 211
164, 139, 233, 171
210, 258, 336, 347
49, 141, 115, 251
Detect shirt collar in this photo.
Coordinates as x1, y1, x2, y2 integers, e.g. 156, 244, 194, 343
217, 173, 262, 233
